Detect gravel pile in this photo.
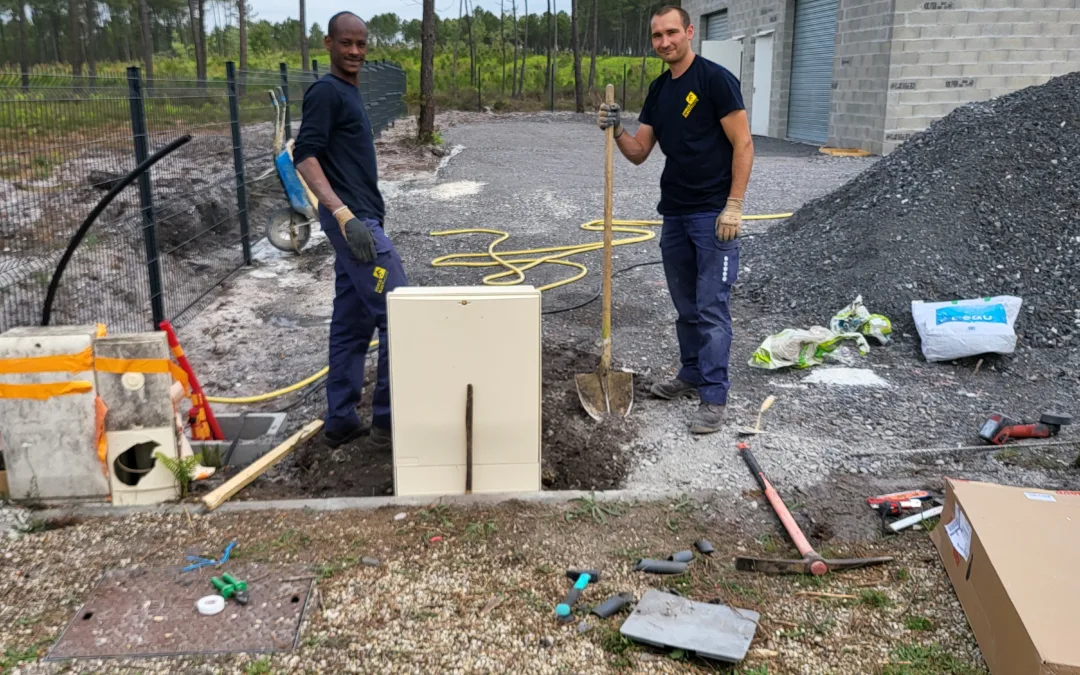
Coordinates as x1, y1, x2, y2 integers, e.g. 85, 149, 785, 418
745, 72, 1080, 346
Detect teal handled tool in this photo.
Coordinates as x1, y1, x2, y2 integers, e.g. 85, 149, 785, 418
210, 573, 249, 605
555, 569, 600, 622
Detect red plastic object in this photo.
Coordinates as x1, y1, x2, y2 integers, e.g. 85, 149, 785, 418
159, 320, 224, 441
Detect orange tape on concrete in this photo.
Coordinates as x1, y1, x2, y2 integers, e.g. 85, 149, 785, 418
0, 381, 94, 400
94, 357, 191, 394
0, 346, 94, 375
95, 396, 109, 470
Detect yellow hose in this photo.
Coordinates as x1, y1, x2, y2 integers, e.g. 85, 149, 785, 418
206, 213, 792, 404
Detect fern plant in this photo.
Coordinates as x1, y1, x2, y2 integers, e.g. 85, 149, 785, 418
154, 451, 204, 498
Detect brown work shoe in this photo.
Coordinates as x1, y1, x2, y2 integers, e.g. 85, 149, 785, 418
650, 378, 698, 400
689, 403, 727, 434
369, 426, 392, 453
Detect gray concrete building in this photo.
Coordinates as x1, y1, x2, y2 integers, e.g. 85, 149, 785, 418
681, 0, 1080, 154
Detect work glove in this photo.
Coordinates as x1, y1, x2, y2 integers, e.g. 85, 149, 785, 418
597, 102, 623, 138
333, 206, 378, 263
716, 198, 744, 242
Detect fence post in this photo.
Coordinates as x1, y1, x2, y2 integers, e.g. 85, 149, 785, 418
312, 59, 319, 76
127, 66, 166, 329
279, 62, 291, 141
226, 62, 252, 266
478, 68, 482, 112
550, 61, 555, 113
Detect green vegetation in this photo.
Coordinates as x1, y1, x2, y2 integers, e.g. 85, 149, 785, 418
859, 589, 892, 609
905, 615, 935, 631
883, 643, 983, 675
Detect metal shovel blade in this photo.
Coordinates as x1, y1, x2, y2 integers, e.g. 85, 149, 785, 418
575, 370, 633, 422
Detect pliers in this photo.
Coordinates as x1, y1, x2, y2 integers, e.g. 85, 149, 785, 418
182, 540, 237, 573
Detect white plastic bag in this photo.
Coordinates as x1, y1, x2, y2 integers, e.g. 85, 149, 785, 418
830, 295, 892, 345
911, 296, 1023, 362
749, 326, 870, 370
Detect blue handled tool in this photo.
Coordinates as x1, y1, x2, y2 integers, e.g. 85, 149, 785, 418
182, 540, 237, 573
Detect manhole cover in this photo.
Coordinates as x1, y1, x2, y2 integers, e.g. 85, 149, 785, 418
47, 564, 315, 660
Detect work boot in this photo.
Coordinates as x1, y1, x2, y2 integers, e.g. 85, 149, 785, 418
689, 402, 728, 435
369, 426, 392, 453
323, 425, 367, 449
650, 378, 697, 400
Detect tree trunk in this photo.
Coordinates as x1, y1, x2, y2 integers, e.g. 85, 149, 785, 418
238, 0, 247, 91
32, 7, 43, 62
451, 0, 461, 92
68, 0, 83, 77
465, 0, 475, 86
198, 0, 207, 83
188, 0, 206, 87
518, 0, 528, 98
500, 0, 505, 94
511, 0, 518, 98
49, 10, 62, 61
16, 5, 30, 90
299, 0, 308, 72
138, 0, 154, 87
85, 0, 97, 87
418, 0, 436, 142
571, 0, 582, 112
544, 0, 551, 93
588, 0, 597, 90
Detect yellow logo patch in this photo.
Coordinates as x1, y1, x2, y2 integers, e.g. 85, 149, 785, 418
373, 266, 387, 293
682, 91, 699, 118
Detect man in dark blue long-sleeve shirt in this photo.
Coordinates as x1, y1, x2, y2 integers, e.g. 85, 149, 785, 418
294, 11, 406, 451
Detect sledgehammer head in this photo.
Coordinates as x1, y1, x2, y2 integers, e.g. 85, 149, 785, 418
566, 569, 601, 583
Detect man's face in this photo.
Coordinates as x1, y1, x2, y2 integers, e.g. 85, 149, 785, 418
325, 16, 368, 75
651, 11, 694, 63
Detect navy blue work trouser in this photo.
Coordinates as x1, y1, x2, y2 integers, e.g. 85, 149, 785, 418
320, 207, 407, 436
660, 210, 740, 405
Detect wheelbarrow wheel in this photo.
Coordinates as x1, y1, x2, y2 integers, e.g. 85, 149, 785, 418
267, 207, 312, 254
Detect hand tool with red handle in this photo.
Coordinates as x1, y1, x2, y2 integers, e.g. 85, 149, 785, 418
978, 412, 1072, 446
735, 442, 894, 576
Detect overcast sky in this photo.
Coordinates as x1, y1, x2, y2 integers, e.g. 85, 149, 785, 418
248, 0, 552, 27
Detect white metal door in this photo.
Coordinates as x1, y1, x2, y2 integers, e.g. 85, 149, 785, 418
751, 34, 774, 135
700, 40, 743, 81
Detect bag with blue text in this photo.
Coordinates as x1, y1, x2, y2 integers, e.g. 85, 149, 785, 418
911, 296, 1023, 362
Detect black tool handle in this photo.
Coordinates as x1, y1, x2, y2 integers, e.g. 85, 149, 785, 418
738, 443, 769, 492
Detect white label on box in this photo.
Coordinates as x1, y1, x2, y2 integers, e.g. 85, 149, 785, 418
945, 504, 972, 561
1024, 492, 1056, 502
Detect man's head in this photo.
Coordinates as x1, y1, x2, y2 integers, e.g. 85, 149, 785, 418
650, 6, 694, 65
325, 12, 368, 76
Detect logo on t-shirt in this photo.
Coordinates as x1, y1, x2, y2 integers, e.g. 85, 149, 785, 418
682, 91, 699, 118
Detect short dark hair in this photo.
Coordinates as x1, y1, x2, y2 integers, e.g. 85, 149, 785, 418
653, 5, 691, 29
328, 11, 363, 38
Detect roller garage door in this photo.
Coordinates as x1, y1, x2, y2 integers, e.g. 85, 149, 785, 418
786, 0, 838, 144
705, 11, 729, 40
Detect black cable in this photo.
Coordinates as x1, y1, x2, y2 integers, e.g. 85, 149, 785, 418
42, 134, 193, 326
541, 259, 664, 315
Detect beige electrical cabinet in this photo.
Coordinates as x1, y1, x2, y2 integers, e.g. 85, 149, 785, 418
387, 286, 541, 496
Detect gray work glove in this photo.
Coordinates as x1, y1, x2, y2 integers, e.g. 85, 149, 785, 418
597, 102, 623, 138
332, 206, 377, 263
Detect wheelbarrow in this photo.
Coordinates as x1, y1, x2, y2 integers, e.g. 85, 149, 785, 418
266, 87, 316, 254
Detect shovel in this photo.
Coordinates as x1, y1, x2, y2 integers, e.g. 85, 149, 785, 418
576, 84, 634, 422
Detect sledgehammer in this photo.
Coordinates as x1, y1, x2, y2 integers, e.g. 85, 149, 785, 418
735, 442, 894, 576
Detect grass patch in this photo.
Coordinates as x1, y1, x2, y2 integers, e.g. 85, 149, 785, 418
756, 533, 779, 554
893, 566, 911, 582
882, 643, 983, 674
417, 504, 454, 528
565, 493, 624, 525
1, 639, 51, 674
718, 579, 763, 603
905, 615, 934, 632
464, 520, 497, 540
738, 666, 770, 675
598, 626, 636, 668
272, 528, 311, 552
859, 589, 892, 609
244, 657, 273, 675
994, 448, 1021, 463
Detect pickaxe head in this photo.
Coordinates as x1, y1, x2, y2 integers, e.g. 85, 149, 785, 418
735, 554, 893, 576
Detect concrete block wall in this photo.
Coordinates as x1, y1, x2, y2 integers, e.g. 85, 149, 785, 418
830, 0, 896, 154
883, 0, 1080, 153
682, 0, 793, 137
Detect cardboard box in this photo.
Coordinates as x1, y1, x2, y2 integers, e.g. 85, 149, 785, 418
931, 479, 1080, 675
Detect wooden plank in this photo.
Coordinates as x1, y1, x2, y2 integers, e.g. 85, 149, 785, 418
201, 419, 323, 512
0, 470, 8, 499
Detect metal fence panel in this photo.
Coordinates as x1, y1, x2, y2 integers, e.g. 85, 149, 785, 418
0, 62, 405, 334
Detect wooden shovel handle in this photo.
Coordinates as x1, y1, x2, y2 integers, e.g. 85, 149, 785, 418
601, 84, 615, 372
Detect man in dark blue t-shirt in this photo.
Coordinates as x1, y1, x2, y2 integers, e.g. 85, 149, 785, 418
294, 11, 406, 451
597, 5, 754, 434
